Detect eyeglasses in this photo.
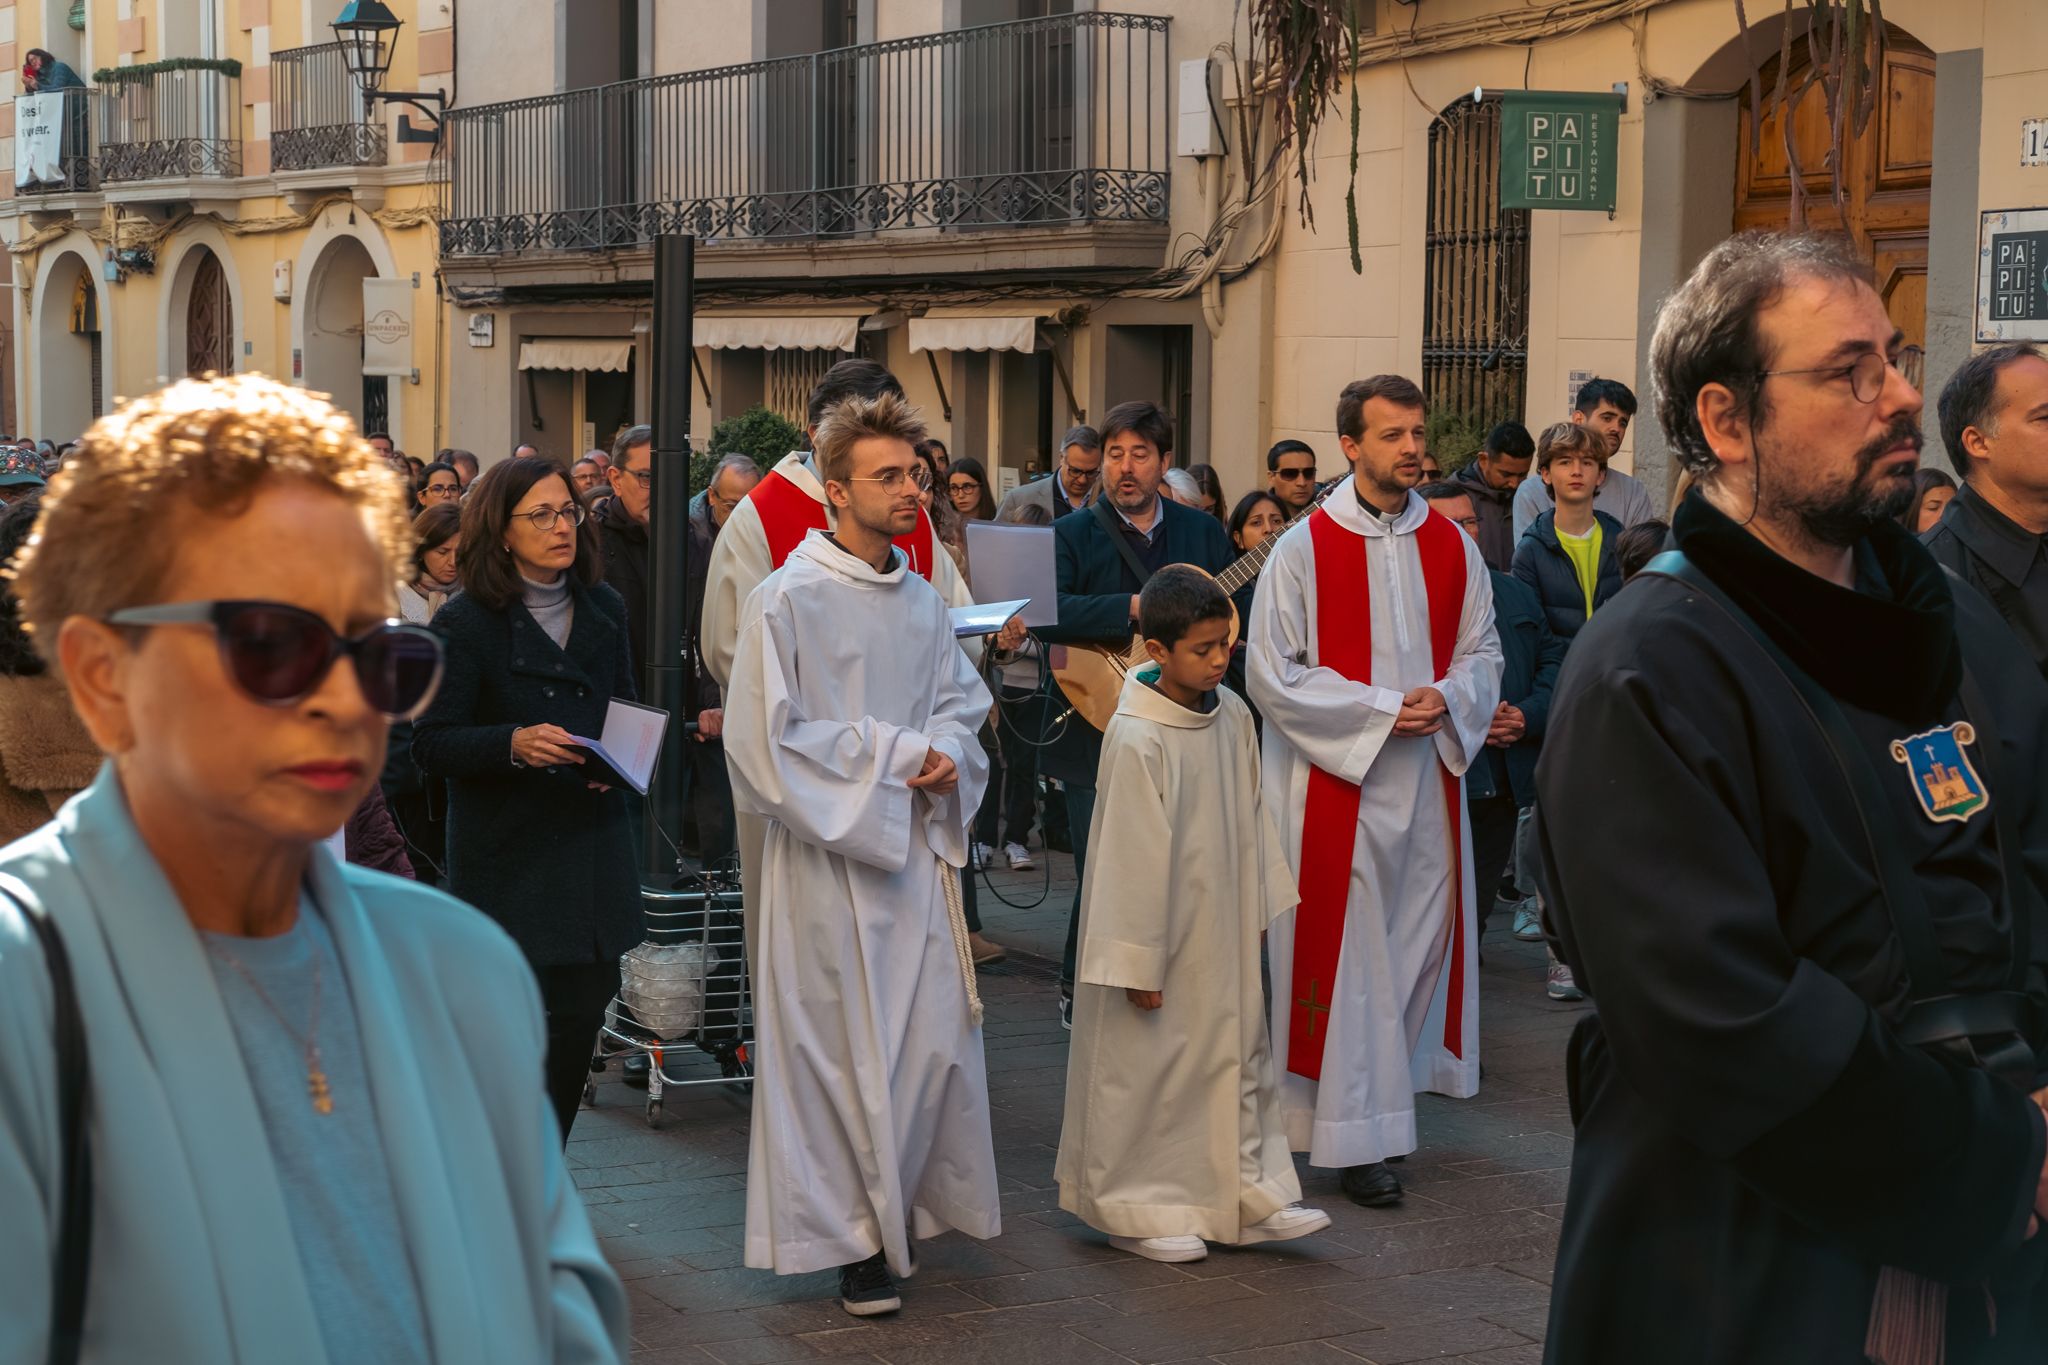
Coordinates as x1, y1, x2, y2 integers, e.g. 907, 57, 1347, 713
423, 483, 461, 499
1059, 460, 1102, 485
517, 501, 587, 531
1758, 346, 1925, 404
947, 480, 981, 495
622, 468, 652, 489
848, 467, 931, 494
1273, 466, 1318, 481
106, 600, 444, 719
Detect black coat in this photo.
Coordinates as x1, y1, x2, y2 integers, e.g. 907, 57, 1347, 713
412, 580, 644, 968
1511, 507, 1624, 639
1464, 569, 1562, 808
594, 495, 648, 677
1922, 481, 2048, 683
1534, 498, 2048, 1364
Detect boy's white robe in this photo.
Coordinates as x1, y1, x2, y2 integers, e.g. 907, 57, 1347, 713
724, 531, 999, 1278
1054, 671, 1303, 1242
1247, 480, 1502, 1169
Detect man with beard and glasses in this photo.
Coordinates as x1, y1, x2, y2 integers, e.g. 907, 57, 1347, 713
1534, 231, 2048, 1365
1032, 400, 1233, 1028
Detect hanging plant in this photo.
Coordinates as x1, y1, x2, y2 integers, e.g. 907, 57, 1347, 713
1250, 0, 1367, 272
1737, 0, 1887, 230
93, 56, 243, 86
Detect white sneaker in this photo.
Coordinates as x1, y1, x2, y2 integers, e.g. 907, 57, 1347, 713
971, 842, 992, 869
1237, 1205, 1332, 1245
1004, 841, 1034, 870
1108, 1234, 1207, 1263
1511, 904, 1543, 941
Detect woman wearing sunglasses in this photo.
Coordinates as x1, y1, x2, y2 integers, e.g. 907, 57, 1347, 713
0, 377, 629, 1364
411, 455, 643, 1145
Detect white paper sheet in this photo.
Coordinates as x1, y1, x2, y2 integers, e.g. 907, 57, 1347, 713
963, 521, 1058, 627
948, 598, 1031, 639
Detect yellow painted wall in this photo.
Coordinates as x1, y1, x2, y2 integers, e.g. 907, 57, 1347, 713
4, 0, 447, 452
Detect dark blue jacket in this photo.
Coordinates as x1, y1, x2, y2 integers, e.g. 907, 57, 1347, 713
413, 579, 644, 968
1512, 507, 1625, 640
1466, 570, 1565, 807
1032, 496, 1234, 786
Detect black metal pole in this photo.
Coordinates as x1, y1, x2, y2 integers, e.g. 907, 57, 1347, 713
644, 234, 694, 880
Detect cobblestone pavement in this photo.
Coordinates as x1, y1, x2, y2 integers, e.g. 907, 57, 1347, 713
572, 847, 1588, 1365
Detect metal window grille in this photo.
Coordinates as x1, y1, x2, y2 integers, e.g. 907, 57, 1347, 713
766, 350, 850, 426
1422, 98, 1530, 432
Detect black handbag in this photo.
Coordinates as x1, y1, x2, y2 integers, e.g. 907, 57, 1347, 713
1646, 552, 2043, 1083
4, 880, 92, 1365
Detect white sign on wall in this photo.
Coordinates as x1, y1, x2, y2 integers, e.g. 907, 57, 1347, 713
362, 277, 415, 377
1564, 368, 1595, 415
2025, 119, 2048, 168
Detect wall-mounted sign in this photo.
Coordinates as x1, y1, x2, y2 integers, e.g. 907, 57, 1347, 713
2025, 119, 2048, 168
272, 260, 292, 301
468, 313, 495, 348
1976, 208, 2048, 342
362, 277, 415, 377
1499, 90, 1620, 214
1564, 368, 1595, 414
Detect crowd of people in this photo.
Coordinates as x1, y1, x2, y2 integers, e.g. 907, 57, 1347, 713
5, 224, 2048, 1363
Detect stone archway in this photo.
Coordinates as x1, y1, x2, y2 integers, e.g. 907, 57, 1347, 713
301, 234, 383, 431
34, 250, 103, 442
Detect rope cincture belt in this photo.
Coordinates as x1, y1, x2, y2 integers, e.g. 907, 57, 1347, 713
939, 860, 984, 1028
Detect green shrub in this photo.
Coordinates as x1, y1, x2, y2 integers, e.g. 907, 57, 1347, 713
703, 406, 802, 490
1425, 410, 1489, 475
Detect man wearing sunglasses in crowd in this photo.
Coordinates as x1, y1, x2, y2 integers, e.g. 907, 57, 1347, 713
0, 375, 629, 1364
996, 425, 1103, 524
1267, 439, 1322, 514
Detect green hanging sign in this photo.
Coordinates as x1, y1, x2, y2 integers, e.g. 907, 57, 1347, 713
1498, 90, 1621, 214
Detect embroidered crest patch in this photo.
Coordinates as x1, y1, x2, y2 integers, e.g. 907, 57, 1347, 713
1889, 723, 1989, 825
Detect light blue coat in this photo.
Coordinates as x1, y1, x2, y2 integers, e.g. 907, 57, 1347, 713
0, 765, 630, 1364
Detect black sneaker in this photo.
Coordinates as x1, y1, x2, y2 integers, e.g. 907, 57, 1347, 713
1340, 1160, 1404, 1207
838, 1250, 900, 1316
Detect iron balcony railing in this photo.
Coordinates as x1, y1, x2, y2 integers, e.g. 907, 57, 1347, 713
272, 41, 387, 171
13, 87, 98, 194
96, 66, 240, 181
441, 11, 1170, 257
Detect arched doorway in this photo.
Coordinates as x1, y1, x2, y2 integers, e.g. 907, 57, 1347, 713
302, 235, 388, 433
1422, 96, 1531, 435
35, 251, 103, 441
1736, 24, 1933, 371
184, 249, 234, 377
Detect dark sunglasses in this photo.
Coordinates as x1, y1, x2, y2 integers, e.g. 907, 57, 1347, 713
107, 600, 444, 719
1273, 466, 1317, 481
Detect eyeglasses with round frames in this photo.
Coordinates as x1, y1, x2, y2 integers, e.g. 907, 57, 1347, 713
518, 501, 587, 532
1758, 346, 1925, 404
423, 482, 461, 499
848, 467, 932, 494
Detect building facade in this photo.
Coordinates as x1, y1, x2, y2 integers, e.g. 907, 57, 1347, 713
2, 0, 453, 454
438, 0, 2048, 505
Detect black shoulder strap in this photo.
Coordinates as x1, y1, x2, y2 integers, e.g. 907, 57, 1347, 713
1643, 552, 1956, 1001
1091, 495, 1158, 587
3, 880, 92, 1365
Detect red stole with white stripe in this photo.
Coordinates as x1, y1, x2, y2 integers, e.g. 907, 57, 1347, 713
750, 468, 938, 579
1286, 505, 1469, 1081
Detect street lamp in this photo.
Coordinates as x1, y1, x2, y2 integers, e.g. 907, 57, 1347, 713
332, 0, 446, 145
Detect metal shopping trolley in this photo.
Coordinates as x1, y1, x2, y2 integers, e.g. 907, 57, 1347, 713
587, 871, 753, 1128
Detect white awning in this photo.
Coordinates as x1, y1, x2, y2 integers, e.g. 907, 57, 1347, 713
691, 314, 863, 352
908, 306, 1054, 354
518, 338, 634, 373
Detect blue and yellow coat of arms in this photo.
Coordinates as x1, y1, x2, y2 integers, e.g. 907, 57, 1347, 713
1889, 723, 1990, 825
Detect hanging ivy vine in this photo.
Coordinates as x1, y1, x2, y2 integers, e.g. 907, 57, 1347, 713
1737, 0, 1887, 231
93, 56, 243, 86
1250, 0, 1366, 272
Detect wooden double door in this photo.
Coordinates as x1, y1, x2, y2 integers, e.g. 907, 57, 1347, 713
1737, 25, 1934, 376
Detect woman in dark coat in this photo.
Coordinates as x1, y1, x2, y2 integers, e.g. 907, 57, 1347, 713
413, 455, 641, 1142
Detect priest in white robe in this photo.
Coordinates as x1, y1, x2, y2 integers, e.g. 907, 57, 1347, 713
723, 390, 999, 1318
1248, 375, 1501, 1208
701, 361, 980, 968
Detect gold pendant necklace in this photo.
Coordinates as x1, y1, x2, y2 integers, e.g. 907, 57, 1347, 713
208, 929, 334, 1116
